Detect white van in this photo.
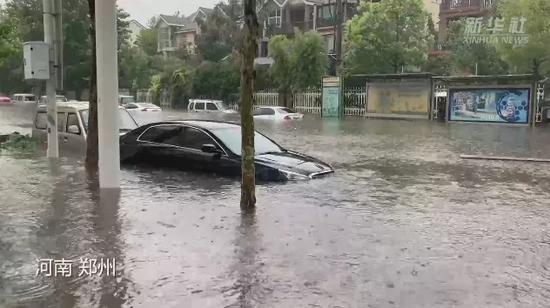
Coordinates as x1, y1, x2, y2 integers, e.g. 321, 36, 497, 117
32, 102, 139, 155
188, 99, 236, 114
39, 95, 68, 105
12, 94, 37, 104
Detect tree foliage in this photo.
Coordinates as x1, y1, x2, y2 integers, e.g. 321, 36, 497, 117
446, 20, 509, 75
497, 0, 550, 76
0, 0, 130, 97
196, 1, 243, 62
269, 31, 327, 92
345, 0, 434, 73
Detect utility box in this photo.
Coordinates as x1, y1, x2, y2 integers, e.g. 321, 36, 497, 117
23, 42, 50, 80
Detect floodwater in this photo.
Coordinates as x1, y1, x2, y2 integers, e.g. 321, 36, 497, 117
1, 103, 550, 308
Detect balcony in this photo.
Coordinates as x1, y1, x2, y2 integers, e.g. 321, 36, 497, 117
440, 0, 494, 13
264, 20, 314, 37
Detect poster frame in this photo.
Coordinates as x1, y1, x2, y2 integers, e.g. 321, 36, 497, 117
445, 85, 533, 126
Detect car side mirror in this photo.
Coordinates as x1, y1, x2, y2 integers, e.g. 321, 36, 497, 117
67, 125, 80, 135
201, 144, 221, 154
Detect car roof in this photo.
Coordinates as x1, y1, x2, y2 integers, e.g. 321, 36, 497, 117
149, 120, 240, 130
190, 99, 223, 103
258, 106, 287, 109
37, 101, 126, 112
13, 93, 35, 96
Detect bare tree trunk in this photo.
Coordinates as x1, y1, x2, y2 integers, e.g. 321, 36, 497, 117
240, 0, 258, 211
86, 0, 98, 169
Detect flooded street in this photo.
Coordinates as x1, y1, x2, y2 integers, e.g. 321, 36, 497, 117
1, 103, 550, 308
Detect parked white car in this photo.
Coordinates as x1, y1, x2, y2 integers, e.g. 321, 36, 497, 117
32, 101, 138, 155
253, 106, 304, 121
119, 95, 135, 106
39, 95, 68, 105
12, 93, 37, 104
124, 102, 163, 125
188, 99, 236, 114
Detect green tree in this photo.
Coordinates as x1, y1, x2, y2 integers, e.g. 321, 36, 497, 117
135, 26, 158, 56
119, 45, 154, 93
0, 13, 25, 94
497, 0, 550, 77
268, 31, 327, 106
446, 20, 509, 75
196, 1, 243, 62
345, 0, 434, 73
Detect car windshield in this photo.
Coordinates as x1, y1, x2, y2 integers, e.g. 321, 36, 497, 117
121, 97, 135, 105
278, 108, 294, 114
136, 103, 158, 109
80, 109, 138, 133
211, 127, 282, 155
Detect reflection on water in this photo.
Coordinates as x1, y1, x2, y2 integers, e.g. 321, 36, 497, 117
1, 104, 550, 307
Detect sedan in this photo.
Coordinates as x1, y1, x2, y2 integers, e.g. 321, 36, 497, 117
124, 102, 163, 125
253, 106, 304, 121
0, 96, 13, 105
120, 120, 334, 181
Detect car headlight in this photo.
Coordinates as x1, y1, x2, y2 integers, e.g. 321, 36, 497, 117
279, 169, 310, 181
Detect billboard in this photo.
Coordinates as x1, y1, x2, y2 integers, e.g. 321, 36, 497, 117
448, 88, 530, 124
366, 79, 431, 119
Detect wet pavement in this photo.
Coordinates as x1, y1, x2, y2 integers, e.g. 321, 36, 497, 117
1, 103, 550, 308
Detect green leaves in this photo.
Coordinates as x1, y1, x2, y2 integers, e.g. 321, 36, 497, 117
496, 0, 550, 76
268, 31, 328, 93
345, 0, 433, 73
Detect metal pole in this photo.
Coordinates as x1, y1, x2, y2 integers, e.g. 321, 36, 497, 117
54, 0, 63, 91
96, 0, 120, 188
43, 0, 58, 158
335, 0, 343, 74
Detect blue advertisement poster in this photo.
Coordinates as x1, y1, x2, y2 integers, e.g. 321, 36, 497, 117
449, 88, 530, 124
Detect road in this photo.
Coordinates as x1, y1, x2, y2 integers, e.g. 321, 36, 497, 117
1, 103, 550, 307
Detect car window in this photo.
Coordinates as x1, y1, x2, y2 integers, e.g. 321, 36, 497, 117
126, 103, 137, 109
35, 112, 47, 129
253, 108, 263, 116
139, 125, 182, 143
265, 108, 276, 115
66, 113, 81, 135
195, 102, 204, 110
181, 127, 215, 150
79, 109, 138, 133
278, 108, 294, 114
57, 112, 66, 132
206, 103, 218, 111
211, 127, 282, 155
26, 96, 35, 101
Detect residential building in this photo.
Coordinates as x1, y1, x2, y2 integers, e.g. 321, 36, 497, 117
155, 7, 213, 55
257, 0, 360, 60
128, 20, 147, 44
438, 0, 496, 43
423, 0, 440, 30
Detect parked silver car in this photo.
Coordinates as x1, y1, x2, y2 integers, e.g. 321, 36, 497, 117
32, 101, 139, 155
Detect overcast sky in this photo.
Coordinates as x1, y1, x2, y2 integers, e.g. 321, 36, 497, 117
118, 0, 222, 26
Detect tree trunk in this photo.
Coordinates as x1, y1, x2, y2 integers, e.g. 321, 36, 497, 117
240, 0, 259, 211
85, 0, 98, 169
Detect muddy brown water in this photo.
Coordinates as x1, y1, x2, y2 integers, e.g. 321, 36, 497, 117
1, 104, 550, 307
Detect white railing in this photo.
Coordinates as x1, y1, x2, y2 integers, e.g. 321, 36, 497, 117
343, 87, 367, 116
239, 87, 368, 116
254, 91, 279, 106
294, 90, 322, 114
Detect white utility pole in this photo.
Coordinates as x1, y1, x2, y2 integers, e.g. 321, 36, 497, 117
42, 0, 59, 158
96, 0, 120, 188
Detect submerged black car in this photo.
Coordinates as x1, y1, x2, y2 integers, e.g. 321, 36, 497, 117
120, 120, 334, 181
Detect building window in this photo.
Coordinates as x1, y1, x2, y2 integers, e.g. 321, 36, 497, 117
268, 9, 282, 27
318, 5, 335, 20
324, 34, 335, 54
158, 27, 171, 49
